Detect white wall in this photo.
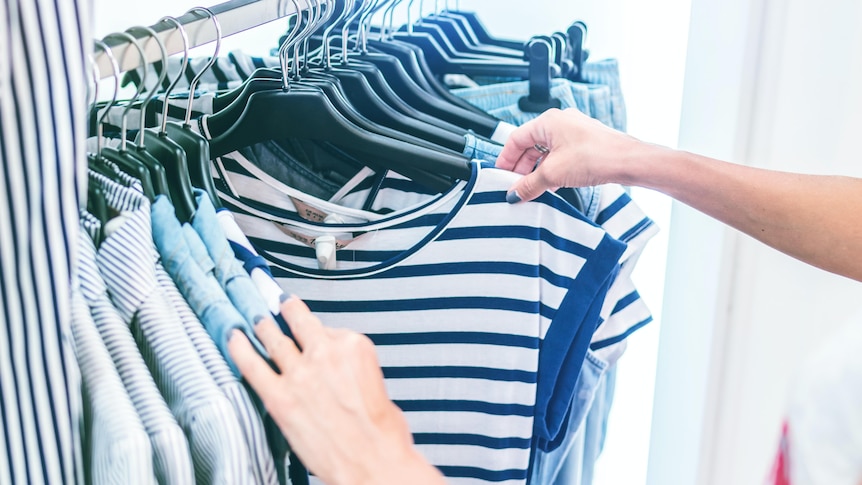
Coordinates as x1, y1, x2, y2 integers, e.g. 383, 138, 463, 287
653, 0, 862, 484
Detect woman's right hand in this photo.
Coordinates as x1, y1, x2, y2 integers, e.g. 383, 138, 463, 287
496, 107, 646, 203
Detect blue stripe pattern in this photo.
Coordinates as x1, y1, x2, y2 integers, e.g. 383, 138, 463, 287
77, 226, 195, 484
212, 159, 626, 484
70, 289, 156, 484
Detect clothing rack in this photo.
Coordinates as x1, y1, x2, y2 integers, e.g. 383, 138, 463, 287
94, 0, 329, 79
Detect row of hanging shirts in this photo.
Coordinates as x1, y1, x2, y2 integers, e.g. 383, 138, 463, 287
79, 0, 657, 484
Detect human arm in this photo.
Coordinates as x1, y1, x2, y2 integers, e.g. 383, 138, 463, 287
228, 296, 446, 485
497, 108, 862, 282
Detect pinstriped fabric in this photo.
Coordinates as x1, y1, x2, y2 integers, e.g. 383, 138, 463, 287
70, 286, 155, 484
77, 226, 195, 485
154, 264, 278, 485
90, 176, 255, 485
0, 0, 91, 483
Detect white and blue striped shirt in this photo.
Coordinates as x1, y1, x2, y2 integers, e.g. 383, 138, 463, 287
214, 159, 626, 484
70, 286, 156, 484
77, 219, 196, 485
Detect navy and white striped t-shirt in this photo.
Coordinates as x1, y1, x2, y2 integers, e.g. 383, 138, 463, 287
214, 159, 626, 484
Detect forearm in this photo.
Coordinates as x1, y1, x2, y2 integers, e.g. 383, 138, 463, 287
623, 144, 862, 281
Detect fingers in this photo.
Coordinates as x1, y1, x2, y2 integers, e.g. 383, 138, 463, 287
496, 115, 549, 171
506, 154, 558, 203
255, 316, 301, 371
281, 295, 327, 350
229, 329, 281, 398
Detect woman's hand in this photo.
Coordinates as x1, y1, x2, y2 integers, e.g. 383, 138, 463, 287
496, 107, 646, 202
229, 296, 445, 485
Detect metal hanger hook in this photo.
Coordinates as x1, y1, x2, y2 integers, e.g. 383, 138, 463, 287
355, 0, 381, 52
308, 0, 334, 66
124, 26, 169, 143
359, 0, 390, 51
101, 32, 149, 152
278, 0, 308, 87
293, 0, 321, 78
156, 16, 190, 132
89, 48, 114, 159
382, 0, 402, 40
185, 6, 222, 125
406, 0, 418, 34
319, 0, 352, 68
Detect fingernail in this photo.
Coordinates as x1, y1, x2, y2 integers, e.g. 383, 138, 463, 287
253, 315, 266, 325
279, 293, 291, 303
228, 329, 241, 342
506, 190, 522, 204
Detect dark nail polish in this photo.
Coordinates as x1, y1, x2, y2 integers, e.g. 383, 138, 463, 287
279, 293, 291, 303
506, 190, 522, 204
253, 315, 266, 325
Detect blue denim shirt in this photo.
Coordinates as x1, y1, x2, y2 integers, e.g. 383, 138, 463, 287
151, 195, 268, 376
191, 190, 272, 327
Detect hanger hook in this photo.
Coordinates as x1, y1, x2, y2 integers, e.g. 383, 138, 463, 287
92, 42, 120, 159
278, 0, 305, 88
382, 0, 399, 40
101, 32, 149, 153
406, 0, 418, 34
305, 0, 333, 70
87, 52, 105, 159
377, 0, 398, 42
320, 0, 350, 68
156, 16, 190, 132
293, 0, 320, 79
123, 26, 169, 145
355, 0, 379, 52
389, 0, 409, 39
184, 7, 222, 125
359, 0, 388, 52
341, 0, 367, 63
308, 0, 336, 67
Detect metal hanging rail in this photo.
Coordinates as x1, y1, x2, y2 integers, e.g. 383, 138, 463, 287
94, 0, 325, 78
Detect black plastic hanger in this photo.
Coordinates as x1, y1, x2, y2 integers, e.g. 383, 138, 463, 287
340, 3, 500, 136
206, 10, 468, 192
210, 68, 453, 156
364, 37, 491, 113
439, 9, 524, 50
296, 1, 469, 153
125, 25, 197, 223
159, 11, 222, 209
418, 12, 522, 58
104, 32, 175, 200
567, 22, 587, 82
207, 0, 461, 157
421, 11, 523, 58
355, 48, 499, 135
209, 87, 466, 190
518, 38, 562, 113
93, 38, 159, 200
391, 28, 530, 78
